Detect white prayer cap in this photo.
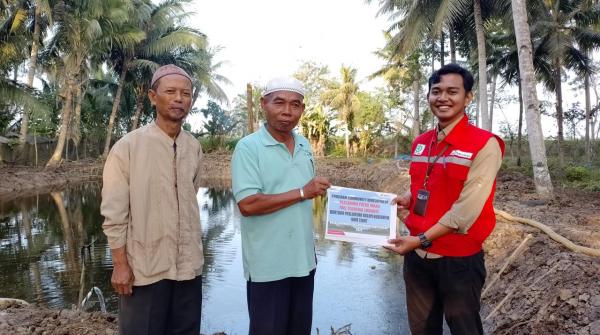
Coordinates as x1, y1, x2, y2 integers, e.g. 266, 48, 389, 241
262, 77, 306, 97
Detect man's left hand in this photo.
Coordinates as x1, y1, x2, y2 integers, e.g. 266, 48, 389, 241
384, 235, 421, 255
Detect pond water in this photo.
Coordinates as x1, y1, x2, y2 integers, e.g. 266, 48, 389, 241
0, 184, 409, 334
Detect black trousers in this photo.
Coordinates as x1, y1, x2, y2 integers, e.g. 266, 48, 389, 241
403, 251, 486, 335
118, 276, 202, 335
246, 269, 315, 335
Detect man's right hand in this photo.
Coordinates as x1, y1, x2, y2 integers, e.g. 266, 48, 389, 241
110, 247, 134, 295
112, 263, 134, 295
302, 177, 331, 199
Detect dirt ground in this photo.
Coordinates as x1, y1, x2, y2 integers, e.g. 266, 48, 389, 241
0, 154, 598, 334
0, 159, 103, 201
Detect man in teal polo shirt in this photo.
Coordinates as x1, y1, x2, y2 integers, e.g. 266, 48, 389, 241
232, 76, 331, 335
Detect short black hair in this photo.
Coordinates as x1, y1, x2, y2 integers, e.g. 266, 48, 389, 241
428, 63, 474, 93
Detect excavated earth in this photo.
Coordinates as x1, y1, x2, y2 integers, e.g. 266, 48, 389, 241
0, 154, 598, 335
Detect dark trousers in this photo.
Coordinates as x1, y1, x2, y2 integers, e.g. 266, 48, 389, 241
246, 269, 315, 335
403, 251, 486, 335
118, 276, 202, 335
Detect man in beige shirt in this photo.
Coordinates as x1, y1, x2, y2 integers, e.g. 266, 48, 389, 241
385, 64, 504, 335
101, 64, 204, 335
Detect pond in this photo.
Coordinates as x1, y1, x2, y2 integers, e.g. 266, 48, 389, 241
0, 184, 409, 334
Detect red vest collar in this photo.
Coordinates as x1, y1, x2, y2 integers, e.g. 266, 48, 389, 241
440, 115, 470, 147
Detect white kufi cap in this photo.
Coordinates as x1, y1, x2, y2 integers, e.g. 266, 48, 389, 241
262, 77, 306, 97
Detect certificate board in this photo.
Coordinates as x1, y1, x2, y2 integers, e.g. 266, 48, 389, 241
325, 186, 397, 246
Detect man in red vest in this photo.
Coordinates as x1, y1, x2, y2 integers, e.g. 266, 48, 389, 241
385, 64, 504, 335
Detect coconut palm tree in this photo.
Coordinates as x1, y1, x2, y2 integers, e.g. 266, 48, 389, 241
300, 105, 331, 157
45, 0, 145, 167
530, 0, 600, 167
511, 0, 554, 196
187, 47, 231, 107
103, 0, 209, 143
372, 32, 424, 139
101, 0, 150, 157
321, 66, 361, 158
19, 0, 53, 144
371, 0, 512, 131
0, 1, 47, 127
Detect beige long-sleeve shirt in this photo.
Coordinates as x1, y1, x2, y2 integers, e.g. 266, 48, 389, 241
435, 117, 502, 234
101, 122, 204, 286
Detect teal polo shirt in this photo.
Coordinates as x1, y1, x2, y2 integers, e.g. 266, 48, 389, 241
231, 125, 316, 282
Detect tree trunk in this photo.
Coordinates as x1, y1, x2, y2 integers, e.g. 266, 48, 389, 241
511, 0, 553, 196
131, 86, 146, 131
489, 74, 497, 130
72, 85, 84, 160
316, 134, 326, 157
345, 129, 350, 158
517, 78, 524, 167
449, 30, 457, 63
440, 31, 445, 66
584, 70, 592, 164
474, 0, 489, 131
474, 94, 480, 127
592, 74, 599, 141
247, 83, 254, 134
431, 38, 436, 75
411, 74, 421, 139
553, 57, 565, 167
46, 80, 75, 167
33, 129, 38, 166
20, 4, 42, 144
103, 62, 129, 158
192, 84, 201, 107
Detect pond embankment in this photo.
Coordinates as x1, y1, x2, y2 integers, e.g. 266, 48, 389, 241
1, 153, 599, 334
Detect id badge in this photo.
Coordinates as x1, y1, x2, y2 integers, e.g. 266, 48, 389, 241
413, 189, 430, 216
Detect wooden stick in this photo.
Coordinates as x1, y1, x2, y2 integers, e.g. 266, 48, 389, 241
482, 233, 533, 298
484, 262, 560, 322
484, 285, 518, 321
495, 209, 600, 257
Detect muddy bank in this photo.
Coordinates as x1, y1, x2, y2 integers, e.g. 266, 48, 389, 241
0, 159, 103, 201
0, 302, 226, 335
1, 154, 598, 334
481, 172, 600, 335
0, 154, 405, 200
0, 301, 118, 335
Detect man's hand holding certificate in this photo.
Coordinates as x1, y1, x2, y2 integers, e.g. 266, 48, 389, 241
325, 186, 397, 246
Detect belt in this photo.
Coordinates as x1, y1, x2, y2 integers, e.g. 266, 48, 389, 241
415, 248, 443, 259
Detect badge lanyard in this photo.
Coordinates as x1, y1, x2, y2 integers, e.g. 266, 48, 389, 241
413, 137, 449, 217
423, 139, 450, 190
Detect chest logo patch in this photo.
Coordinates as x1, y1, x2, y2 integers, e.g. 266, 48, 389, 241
449, 149, 473, 159
413, 144, 426, 155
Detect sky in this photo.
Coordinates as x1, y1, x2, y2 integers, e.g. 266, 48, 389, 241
186, 0, 390, 130
185, 0, 591, 138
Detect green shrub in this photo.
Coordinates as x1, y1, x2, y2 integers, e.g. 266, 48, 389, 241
584, 180, 600, 192
565, 166, 590, 182
199, 136, 239, 153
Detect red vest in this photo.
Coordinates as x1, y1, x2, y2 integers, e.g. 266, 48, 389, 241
405, 116, 505, 257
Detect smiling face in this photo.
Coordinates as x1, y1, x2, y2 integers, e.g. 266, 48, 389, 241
427, 73, 473, 127
261, 90, 305, 136
148, 74, 193, 124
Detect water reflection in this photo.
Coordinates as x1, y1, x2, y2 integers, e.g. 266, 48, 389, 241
0, 184, 409, 334
0, 183, 111, 310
